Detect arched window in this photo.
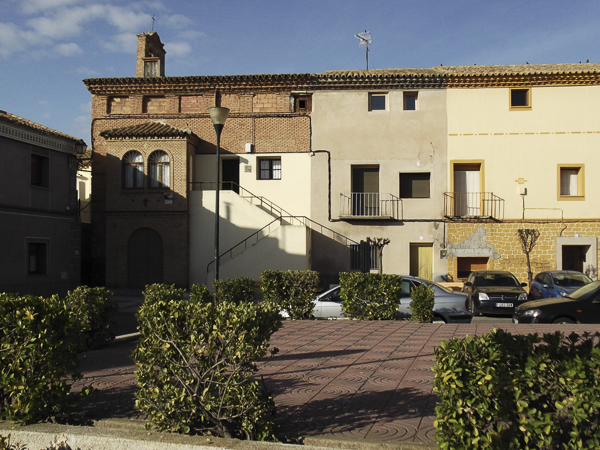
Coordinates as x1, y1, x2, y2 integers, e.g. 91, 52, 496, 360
149, 150, 170, 188
122, 151, 144, 189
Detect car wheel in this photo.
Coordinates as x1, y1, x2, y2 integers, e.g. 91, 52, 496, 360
552, 317, 575, 324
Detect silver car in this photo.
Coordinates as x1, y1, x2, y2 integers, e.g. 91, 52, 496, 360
312, 276, 472, 323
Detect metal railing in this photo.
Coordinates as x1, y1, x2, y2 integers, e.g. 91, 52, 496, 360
190, 181, 294, 219
339, 192, 401, 219
444, 192, 505, 220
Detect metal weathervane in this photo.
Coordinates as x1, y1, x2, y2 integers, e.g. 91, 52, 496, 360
355, 30, 372, 70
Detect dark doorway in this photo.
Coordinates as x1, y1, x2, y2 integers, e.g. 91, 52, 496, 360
127, 228, 163, 289
457, 257, 489, 280
562, 245, 586, 272
222, 158, 239, 194
351, 166, 379, 216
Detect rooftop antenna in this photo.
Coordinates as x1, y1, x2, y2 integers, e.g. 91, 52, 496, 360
355, 30, 372, 70
151, 14, 155, 31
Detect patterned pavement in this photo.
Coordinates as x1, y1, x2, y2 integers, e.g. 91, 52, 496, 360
73, 320, 600, 446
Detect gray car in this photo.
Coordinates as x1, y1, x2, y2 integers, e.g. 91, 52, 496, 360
312, 276, 472, 323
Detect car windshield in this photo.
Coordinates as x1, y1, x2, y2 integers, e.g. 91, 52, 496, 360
567, 280, 600, 301
475, 274, 520, 288
552, 273, 592, 287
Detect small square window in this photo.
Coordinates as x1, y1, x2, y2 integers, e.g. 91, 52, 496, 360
294, 96, 312, 112
510, 88, 531, 110
558, 164, 584, 200
403, 92, 418, 110
28, 242, 48, 275
369, 93, 386, 111
258, 158, 281, 180
400, 173, 430, 198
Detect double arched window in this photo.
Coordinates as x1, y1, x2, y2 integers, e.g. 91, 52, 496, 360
123, 151, 144, 189
149, 151, 170, 189
122, 150, 171, 189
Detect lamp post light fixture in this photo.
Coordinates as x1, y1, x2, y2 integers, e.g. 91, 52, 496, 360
208, 106, 230, 281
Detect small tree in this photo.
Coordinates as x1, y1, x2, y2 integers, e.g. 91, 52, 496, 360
517, 228, 540, 284
367, 237, 390, 275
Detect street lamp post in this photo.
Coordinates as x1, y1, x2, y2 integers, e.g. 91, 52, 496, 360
208, 106, 230, 281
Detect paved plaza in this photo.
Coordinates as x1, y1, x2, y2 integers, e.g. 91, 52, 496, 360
71, 314, 600, 447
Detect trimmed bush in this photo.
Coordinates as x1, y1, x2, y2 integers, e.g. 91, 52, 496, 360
261, 270, 319, 319
339, 273, 403, 320
0, 293, 91, 424
433, 329, 600, 449
133, 283, 281, 440
213, 277, 255, 304
408, 282, 434, 323
65, 286, 116, 350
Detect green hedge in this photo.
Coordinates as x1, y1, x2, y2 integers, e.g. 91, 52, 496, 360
339, 273, 402, 320
133, 283, 281, 440
65, 286, 116, 351
409, 282, 434, 323
213, 277, 255, 304
0, 293, 92, 424
433, 329, 600, 449
261, 270, 319, 319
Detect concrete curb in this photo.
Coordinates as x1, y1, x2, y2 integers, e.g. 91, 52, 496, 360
0, 420, 437, 450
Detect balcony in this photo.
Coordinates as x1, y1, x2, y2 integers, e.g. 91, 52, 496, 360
339, 192, 401, 220
444, 192, 504, 221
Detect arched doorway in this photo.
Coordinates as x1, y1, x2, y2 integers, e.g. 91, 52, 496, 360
127, 228, 163, 289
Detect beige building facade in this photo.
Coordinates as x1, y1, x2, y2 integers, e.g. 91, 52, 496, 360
444, 65, 600, 282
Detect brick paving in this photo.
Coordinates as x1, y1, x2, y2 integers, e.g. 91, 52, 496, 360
73, 320, 600, 446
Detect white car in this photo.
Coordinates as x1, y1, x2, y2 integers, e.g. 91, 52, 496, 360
308, 276, 472, 323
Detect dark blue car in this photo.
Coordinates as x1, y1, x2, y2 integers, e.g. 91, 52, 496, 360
528, 270, 592, 300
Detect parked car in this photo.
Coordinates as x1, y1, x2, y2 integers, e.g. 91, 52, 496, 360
310, 276, 472, 323
463, 270, 528, 316
528, 270, 592, 300
513, 280, 600, 324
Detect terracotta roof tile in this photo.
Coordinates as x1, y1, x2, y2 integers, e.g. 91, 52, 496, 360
100, 122, 198, 139
433, 62, 600, 76
0, 110, 86, 144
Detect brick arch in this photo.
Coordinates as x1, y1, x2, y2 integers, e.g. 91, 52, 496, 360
127, 227, 163, 289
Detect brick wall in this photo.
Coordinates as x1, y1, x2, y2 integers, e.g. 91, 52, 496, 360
447, 221, 600, 283
180, 95, 204, 113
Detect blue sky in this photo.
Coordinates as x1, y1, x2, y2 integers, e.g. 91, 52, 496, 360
2, 0, 600, 145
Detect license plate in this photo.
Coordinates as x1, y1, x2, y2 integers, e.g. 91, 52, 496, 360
496, 303, 513, 308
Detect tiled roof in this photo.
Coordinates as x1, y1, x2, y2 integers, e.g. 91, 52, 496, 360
100, 122, 198, 139
0, 109, 85, 144
434, 62, 600, 76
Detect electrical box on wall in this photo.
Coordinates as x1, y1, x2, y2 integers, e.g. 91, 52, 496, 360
440, 249, 447, 259
245, 143, 252, 153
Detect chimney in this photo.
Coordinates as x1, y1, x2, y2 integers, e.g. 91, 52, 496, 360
136, 31, 166, 77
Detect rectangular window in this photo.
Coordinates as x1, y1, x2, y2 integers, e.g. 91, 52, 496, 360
259, 158, 281, 180
403, 92, 418, 110
31, 154, 49, 187
510, 88, 531, 110
294, 96, 312, 112
28, 242, 48, 275
558, 164, 584, 200
369, 93, 386, 111
400, 173, 430, 198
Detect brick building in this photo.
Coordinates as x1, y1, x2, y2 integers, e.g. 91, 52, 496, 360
84, 31, 600, 289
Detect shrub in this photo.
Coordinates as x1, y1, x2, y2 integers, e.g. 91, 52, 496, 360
213, 277, 255, 304
65, 286, 116, 350
408, 282, 434, 323
433, 329, 600, 449
133, 283, 281, 440
261, 270, 319, 319
339, 272, 403, 320
0, 293, 90, 424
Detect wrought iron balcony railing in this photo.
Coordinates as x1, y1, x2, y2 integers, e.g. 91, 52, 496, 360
339, 192, 401, 220
444, 192, 504, 220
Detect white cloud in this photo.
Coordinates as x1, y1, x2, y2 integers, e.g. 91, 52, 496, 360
165, 41, 192, 58
176, 29, 205, 40
163, 14, 194, 29
101, 32, 138, 54
27, 5, 104, 39
20, 0, 82, 14
55, 42, 82, 56
0, 22, 41, 57
75, 66, 100, 76
79, 102, 91, 113
105, 6, 151, 32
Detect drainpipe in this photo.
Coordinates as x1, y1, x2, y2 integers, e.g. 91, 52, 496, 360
311, 150, 333, 222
